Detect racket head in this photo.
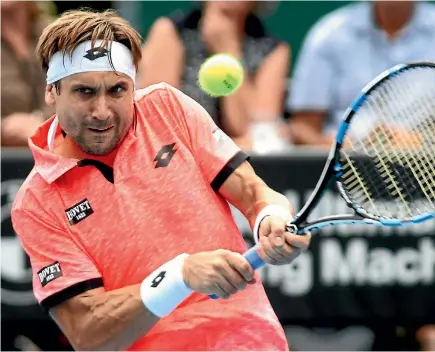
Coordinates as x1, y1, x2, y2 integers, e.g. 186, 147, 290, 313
332, 62, 435, 226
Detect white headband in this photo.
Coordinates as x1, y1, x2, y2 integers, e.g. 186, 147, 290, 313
46, 40, 136, 84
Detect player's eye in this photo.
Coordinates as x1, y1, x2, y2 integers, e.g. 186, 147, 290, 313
75, 87, 95, 95
110, 84, 127, 94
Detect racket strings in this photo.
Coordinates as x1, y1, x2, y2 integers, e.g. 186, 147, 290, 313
339, 66, 435, 220
389, 78, 435, 206
384, 70, 435, 207
375, 81, 433, 207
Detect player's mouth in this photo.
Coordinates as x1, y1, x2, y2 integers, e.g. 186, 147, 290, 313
88, 126, 114, 133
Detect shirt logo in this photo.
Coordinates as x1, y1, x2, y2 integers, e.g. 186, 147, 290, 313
83, 47, 109, 61
37, 262, 62, 287
65, 198, 94, 225
154, 143, 177, 168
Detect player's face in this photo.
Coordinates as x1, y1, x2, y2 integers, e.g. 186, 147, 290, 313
207, 1, 255, 16
47, 71, 135, 155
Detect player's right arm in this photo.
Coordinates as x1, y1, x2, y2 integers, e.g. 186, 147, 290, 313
49, 250, 254, 351
12, 207, 254, 351
49, 284, 159, 351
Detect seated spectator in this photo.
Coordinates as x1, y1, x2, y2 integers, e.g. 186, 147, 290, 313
1, 1, 55, 147
287, 1, 435, 148
138, 1, 290, 152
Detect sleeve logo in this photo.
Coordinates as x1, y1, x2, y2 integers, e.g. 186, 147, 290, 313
212, 128, 228, 144
65, 198, 94, 225
37, 262, 63, 287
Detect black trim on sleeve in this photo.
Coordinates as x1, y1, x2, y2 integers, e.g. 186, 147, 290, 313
210, 151, 250, 192
40, 278, 104, 312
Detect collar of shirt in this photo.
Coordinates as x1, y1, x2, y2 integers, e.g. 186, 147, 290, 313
349, 1, 434, 37
29, 108, 138, 184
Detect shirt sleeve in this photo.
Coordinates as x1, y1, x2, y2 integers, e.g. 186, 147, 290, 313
11, 208, 103, 312
166, 85, 249, 191
287, 23, 335, 112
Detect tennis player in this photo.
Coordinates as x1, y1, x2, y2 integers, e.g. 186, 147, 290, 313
11, 10, 311, 351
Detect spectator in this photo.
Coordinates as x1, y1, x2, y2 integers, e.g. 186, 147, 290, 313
1, 1, 55, 147
287, 0, 435, 148
138, 1, 290, 152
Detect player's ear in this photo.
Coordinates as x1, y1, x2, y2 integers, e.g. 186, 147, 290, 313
45, 84, 56, 106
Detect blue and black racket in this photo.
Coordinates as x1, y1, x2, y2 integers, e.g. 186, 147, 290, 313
210, 62, 435, 299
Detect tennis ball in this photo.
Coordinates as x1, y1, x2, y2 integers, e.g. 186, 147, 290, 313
198, 54, 244, 97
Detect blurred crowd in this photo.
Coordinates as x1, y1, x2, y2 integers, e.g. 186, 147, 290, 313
3, 0, 435, 154
1, 1, 435, 350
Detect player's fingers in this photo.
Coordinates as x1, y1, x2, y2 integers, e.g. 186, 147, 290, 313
223, 266, 248, 292
215, 270, 238, 296
213, 282, 231, 300
259, 235, 286, 262
211, 251, 240, 296
225, 252, 255, 282
267, 225, 295, 257
268, 217, 286, 240
272, 236, 294, 258
284, 231, 312, 250
256, 245, 280, 265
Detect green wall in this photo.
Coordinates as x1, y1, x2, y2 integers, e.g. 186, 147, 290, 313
129, 1, 353, 66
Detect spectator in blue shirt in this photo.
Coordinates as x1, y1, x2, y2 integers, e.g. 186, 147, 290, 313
287, 1, 435, 148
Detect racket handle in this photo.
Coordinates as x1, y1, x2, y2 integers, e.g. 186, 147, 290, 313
209, 245, 265, 300
242, 245, 266, 270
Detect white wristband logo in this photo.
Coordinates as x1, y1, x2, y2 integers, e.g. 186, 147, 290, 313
140, 254, 193, 318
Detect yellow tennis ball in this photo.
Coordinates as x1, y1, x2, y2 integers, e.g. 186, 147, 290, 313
198, 54, 244, 97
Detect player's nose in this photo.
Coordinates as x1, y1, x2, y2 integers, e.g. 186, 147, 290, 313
91, 95, 113, 121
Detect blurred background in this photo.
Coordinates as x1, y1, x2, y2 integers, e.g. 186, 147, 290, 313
1, 1, 435, 350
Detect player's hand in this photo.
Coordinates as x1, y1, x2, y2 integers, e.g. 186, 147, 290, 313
257, 216, 311, 265
182, 249, 255, 299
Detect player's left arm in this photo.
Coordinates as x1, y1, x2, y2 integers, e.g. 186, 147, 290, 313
219, 161, 311, 265
164, 85, 310, 265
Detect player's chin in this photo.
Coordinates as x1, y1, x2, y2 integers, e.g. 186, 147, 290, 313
83, 135, 118, 155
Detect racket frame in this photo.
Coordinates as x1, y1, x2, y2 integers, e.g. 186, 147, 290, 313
288, 62, 435, 235
211, 62, 435, 298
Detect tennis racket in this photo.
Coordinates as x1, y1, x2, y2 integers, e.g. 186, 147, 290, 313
210, 61, 435, 299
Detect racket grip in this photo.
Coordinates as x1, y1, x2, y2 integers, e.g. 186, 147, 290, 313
242, 245, 266, 270
209, 245, 265, 300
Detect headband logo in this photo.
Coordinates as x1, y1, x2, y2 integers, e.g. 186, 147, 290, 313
84, 47, 109, 61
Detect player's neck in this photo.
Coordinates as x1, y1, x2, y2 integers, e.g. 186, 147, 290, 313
54, 135, 118, 167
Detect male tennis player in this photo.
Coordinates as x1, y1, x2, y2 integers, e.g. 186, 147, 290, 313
11, 9, 311, 351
